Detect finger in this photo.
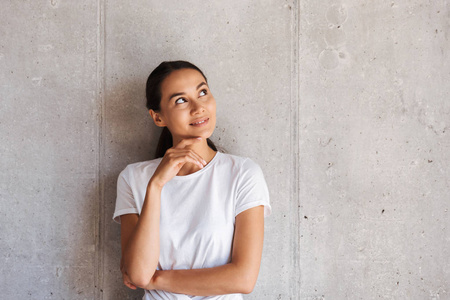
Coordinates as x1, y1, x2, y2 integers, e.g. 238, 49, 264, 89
189, 149, 208, 166
172, 154, 205, 169
170, 149, 206, 166
122, 273, 137, 290
171, 151, 206, 168
124, 280, 137, 290
174, 137, 202, 149
128, 283, 137, 290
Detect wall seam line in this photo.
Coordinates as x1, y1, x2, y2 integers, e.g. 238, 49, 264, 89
95, 0, 106, 299
291, 0, 301, 299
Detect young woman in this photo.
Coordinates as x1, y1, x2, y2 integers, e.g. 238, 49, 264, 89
113, 60, 271, 299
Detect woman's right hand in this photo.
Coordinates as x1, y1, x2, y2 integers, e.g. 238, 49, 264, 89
149, 137, 207, 188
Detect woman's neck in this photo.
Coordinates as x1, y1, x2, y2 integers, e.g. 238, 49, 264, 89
175, 138, 217, 176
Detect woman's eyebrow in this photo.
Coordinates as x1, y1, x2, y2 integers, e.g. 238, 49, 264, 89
169, 92, 184, 101
168, 82, 208, 101
196, 81, 207, 89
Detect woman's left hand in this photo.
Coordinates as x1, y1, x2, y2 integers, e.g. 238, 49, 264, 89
121, 257, 137, 290
122, 271, 137, 290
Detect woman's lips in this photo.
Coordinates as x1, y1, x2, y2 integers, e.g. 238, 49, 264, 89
190, 118, 209, 127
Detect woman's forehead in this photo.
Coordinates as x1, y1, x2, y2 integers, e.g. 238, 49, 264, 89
162, 69, 206, 92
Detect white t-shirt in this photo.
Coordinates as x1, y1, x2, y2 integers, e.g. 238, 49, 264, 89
113, 151, 272, 300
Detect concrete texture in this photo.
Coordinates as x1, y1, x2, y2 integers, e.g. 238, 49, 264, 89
0, 0, 448, 299
298, 1, 450, 299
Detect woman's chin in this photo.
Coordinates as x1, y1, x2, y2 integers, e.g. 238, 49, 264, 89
194, 133, 213, 140
190, 128, 215, 140
175, 131, 213, 141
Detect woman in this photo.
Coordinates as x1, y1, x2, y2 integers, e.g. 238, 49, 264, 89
113, 60, 271, 299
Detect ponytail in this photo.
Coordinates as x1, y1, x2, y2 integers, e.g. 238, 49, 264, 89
154, 127, 173, 158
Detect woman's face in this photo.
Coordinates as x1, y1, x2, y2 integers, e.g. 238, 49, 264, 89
151, 68, 216, 142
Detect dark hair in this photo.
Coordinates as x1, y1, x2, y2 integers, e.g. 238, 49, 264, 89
146, 60, 217, 158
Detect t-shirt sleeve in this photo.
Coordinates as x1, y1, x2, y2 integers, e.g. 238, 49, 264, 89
235, 158, 272, 218
113, 166, 139, 224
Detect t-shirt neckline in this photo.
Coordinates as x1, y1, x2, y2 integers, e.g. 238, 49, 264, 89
171, 151, 221, 181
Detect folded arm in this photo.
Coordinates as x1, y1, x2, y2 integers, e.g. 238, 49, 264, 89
147, 205, 265, 296
120, 182, 162, 287
119, 138, 218, 289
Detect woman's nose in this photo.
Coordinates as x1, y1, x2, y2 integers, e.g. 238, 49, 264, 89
191, 100, 205, 114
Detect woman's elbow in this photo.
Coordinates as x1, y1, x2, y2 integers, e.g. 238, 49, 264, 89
241, 280, 257, 294
126, 269, 155, 289
236, 273, 257, 294
240, 284, 255, 295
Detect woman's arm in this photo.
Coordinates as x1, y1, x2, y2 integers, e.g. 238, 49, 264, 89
120, 182, 162, 287
147, 205, 265, 295
120, 138, 207, 288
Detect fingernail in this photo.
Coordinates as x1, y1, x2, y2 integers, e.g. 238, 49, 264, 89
203, 160, 207, 165
196, 137, 202, 140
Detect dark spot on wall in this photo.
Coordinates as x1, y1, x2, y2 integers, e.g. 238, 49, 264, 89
382, 209, 385, 214
428, 160, 433, 163
304, 215, 308, 219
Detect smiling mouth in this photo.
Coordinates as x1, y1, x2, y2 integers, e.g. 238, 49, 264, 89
190, 118, 209, 126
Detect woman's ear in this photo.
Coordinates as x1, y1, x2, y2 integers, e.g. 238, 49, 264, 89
149, 109, 166, 127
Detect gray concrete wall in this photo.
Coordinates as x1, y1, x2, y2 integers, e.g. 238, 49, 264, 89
0, 1, 448, 299
298, 2, 450, 299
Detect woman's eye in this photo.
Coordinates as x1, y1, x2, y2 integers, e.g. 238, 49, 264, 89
175, 98, 186, 104
199, 89, 207, 97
